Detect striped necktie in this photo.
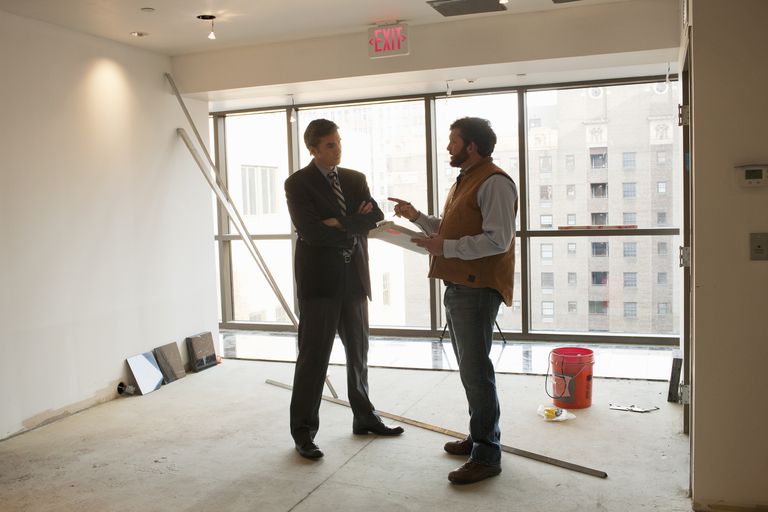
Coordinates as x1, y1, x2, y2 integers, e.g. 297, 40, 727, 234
327, 171, 346, 215
328, 171, 354, 261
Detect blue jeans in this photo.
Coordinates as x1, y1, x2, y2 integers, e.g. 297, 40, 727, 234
444, 283, 502, 466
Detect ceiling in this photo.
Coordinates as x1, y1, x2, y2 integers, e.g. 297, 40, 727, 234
1, 0, 674, 110
0, 0, 633, 56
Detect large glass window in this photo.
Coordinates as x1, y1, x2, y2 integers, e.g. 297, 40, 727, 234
224, 112, 291, 235
214, 79, 682, 342
297, 101, 429, 328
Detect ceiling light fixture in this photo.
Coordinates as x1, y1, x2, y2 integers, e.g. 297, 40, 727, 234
499, 0, 509, 4
140, 7, 155, 13
289, 95, 296, 124
130, 31, 149, 37
197, 14, 216, 40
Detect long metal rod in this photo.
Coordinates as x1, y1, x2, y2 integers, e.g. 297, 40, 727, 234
176, 128, 298, 327
166, 72, 298, 327
265, 379, 607, 479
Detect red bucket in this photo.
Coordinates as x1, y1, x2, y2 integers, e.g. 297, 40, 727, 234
548, 347, 594, 409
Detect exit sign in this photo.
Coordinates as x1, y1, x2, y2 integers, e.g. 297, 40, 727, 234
368, 23, 409, 58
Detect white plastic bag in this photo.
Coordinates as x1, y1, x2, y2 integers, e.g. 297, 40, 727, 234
537, 404, 576, 422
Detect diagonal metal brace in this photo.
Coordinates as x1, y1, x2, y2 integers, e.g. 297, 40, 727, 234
265, 378, 607, 479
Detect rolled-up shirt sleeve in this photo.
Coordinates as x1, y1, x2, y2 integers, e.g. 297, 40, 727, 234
443, 175, 517, 260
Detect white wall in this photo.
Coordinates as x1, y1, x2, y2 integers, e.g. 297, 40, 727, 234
0, 10, 218, 439
689, 0, 768, 509
172, 0, 680, 95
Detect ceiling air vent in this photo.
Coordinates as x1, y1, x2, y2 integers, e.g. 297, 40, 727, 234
427, 0, 507, 17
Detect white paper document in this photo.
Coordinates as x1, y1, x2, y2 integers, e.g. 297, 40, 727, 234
369, 221, 429, 254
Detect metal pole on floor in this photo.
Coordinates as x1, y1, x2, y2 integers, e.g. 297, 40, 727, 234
265, 378, 608, 479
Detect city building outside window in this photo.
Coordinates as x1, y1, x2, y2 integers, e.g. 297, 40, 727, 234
624, 302, 638, 318
592, 271, 608, 286
623, 212, 637, 225
591, 212, 608, 225
590, 147, 607, 168
567, 243, 577, 255
624, 272, 638, 287
592, 241, 608, 256
568, 301, 577, 313
623, 182, 637, 198
565, 154, 575, 171
658, 272, 668, 285
623, 242, 637, 257
622, 151, 636, 169
657, 181, 667, 194
589, 301, 609, 315
568, 272, 577, 285
591, 183, 608, 198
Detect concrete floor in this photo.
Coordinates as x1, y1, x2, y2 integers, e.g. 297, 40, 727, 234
0, 359, 690, 511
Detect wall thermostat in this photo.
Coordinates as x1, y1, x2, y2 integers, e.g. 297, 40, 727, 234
735, 164, 767, 187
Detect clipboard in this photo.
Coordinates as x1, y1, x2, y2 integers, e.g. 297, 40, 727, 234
369, 221, 428, 254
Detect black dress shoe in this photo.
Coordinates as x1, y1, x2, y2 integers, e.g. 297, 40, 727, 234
295, 441, 324, 459
352, 419, 404, 436
444, 438, 472, 456
448, 460, 501, 484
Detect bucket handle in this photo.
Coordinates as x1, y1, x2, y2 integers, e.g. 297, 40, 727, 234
544, 349, 591, 400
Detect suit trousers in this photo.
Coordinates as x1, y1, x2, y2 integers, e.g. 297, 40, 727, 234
290, 261, 376, 444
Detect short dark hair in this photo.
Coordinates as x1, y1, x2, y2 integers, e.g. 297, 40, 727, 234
450, 117, 497, 157
304, 118, 339, 149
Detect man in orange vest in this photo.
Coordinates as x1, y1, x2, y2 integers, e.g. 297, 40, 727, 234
389, 117, 517, 484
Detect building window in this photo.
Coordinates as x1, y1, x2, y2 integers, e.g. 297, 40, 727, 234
540, 185, 553, 203
382, 272, 391, 305
541, 272, 554, 289
657, 181, 667, 194
591, 183, 608, 198
542, 301, 555, 319
566, 184, 576, 197
657, 212, 668, 225
656, 150, 668, 165
591, 212, 608, 225
565, 154, 575, 171
623, 212, 637, 225
541, 243, 553, 262
242, 165, 279, 215
623, 272, 637, 287
624, 302, 638, 318
540, 155, 552, 173
658, 242, 668, 255
529, 118, 542, 128
540, 215, 553, 229
590, 147, 608, 169
658, 302, 669, 315
589, 301, 608, 315
622, 152, 636, 169
591, 242, 608, 256
623, 182, 637, 198
567, 243, 577, 255
591, 271, 608, 286
567, 214, 576, 226
568, 301, 578, 313
623, 242, 637, 257
568, 272, 577, 286
657, 272, 668, 285
512, 300, 521, 311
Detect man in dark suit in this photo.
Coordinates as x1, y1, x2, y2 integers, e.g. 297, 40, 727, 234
285, 118, 404, 460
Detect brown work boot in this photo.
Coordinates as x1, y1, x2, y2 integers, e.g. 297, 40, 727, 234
444, 438, 472, 456
448, 460, 502, 484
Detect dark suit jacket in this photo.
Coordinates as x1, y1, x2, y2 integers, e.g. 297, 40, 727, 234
285, 162, 384, 300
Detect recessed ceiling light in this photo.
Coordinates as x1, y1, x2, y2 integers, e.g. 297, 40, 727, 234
140, 7, 155, 13
130, 31, 149, 37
